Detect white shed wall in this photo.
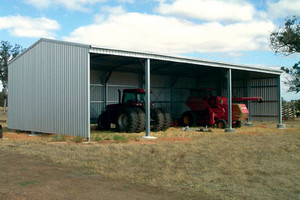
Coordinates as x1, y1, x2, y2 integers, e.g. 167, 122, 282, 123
8, 39, 90, 137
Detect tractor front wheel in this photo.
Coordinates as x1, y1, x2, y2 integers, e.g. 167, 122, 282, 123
116, 108, 138, 133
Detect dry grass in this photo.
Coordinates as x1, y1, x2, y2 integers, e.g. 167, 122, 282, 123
0, 107, 7, 122
1, 119, 300, 199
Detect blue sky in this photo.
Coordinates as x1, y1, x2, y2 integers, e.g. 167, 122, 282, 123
0, 0, 299, 100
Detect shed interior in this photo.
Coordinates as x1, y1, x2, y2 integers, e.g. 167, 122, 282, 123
89, 53, 279, 124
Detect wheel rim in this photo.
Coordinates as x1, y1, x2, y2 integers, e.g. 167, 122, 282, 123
183, 115, 190, 125
118, 113, 128, 128
218, 121, 224, 128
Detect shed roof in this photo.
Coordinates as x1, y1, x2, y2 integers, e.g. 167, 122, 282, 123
10, 38, 283, 75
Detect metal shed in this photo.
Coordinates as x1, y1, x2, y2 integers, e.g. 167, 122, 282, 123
8, 38, 285, 141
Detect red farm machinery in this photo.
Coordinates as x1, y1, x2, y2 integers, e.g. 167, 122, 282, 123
97, 89, 171, 133
181, 89, 263, 128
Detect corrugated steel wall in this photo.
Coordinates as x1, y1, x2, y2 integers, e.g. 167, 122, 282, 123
227, 76, 279, 121
248, 78, 279, 121
8, 39, 90, 137
90, 70, 105, 122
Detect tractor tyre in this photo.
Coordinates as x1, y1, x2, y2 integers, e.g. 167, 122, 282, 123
159, 108, 171, 131
116, 107, 138, 133
181, 111, 197, 127
151, 108, 164, 132
216, 119, 227, 129
134, 107, 145, 133
98, 112, 110, 130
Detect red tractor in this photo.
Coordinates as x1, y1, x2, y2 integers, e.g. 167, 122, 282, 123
98, 89, 171, 133
181, 89, 263, 128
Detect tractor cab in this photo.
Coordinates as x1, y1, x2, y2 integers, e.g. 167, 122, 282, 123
120, 89, 152, 106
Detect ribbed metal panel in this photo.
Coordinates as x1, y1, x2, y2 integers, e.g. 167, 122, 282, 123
90, 70, 105, 122
249, 78, 278, 121
220, 76, 279, 121
172, 77, 197, 118
104, 72, 140, 110
90, 47, 282, 75
8, 39, 90, 137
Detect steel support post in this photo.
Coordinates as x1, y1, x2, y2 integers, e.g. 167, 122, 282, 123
142, 59, 157, 139
105, 81, 108, 107
225, 68, 235, 132
277, 75, 286, 129
87, 53, 91, 142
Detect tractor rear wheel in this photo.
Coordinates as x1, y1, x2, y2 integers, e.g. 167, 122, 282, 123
151, 108, 164, 132
98, 112, 110, 130
160, 108, 171, 131
116, 107, 138, 133
181, 111, 197, 127
216, 119, 227, 129
134, 107, 145, 133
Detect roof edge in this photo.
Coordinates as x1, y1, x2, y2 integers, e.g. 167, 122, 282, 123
8, 38, 43, 65
8, 38, 90, 65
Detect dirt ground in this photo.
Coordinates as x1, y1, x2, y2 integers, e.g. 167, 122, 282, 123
0, 150, 192, 200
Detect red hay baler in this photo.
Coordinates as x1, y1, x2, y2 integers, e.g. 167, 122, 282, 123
181, 89, 263, 128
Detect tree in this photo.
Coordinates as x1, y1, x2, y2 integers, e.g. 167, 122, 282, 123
294, 99, 300, 110
281, 61, 300, 93
0, 41, 24, 90
270, 16, 300, 93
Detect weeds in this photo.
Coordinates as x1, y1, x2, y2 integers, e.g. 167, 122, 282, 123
113, 135, 128, 143
51, 134, 66, 142
94, 136, 102, 142
72, 136, 84, 143
2, 126, 9, 132
18, 180, 39, 186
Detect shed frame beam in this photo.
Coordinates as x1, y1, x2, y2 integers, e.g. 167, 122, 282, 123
244, 74, 253, 126
277, 75, 286, 129
87, 52, 91, 142
104, 69, 114, 107
170, 76, 179, 117
143, 59, 156, 139
225, 68, 235, 133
